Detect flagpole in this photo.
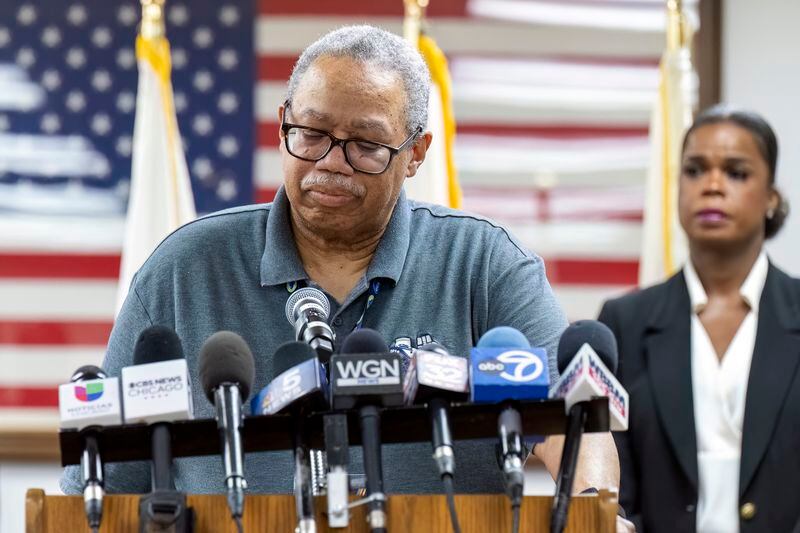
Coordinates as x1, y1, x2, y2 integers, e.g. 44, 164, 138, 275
140, 0, 165, 40
660, 0, 692, 274
403, 0, 427, 43
117, 0, 195, 313
138, 0, 182, 229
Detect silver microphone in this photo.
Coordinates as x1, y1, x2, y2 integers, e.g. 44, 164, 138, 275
285, 287, 335, 362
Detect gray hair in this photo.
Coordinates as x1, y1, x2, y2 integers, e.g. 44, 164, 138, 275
286, 25, 430, 136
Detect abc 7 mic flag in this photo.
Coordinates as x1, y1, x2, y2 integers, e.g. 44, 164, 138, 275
470, 347, 550, 403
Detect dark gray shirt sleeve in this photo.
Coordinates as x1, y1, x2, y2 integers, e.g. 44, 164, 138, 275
59, 284, 155, 495
485, 231, 567, 383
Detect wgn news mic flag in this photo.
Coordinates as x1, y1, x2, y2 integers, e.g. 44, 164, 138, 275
117, 0, 196, 313
639, 0, 696, 287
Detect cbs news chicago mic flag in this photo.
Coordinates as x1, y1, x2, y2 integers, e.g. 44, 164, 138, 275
639, 0, 697, 287
403, 0, 463, 209
117, 0, 197, 313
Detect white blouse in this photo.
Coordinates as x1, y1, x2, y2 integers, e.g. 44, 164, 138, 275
684, 252, 768, 533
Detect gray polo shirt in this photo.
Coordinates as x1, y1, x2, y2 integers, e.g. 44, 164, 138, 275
61, 187, 566, 495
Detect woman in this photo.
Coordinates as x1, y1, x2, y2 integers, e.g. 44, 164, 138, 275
599, 105, 799, 533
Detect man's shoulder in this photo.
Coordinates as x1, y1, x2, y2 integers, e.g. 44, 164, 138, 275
136, 203, 272, 276
406, 199, 532, 259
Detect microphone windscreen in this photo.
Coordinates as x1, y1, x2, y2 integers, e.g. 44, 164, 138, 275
557, 320, 618, 374
133, 325, 185, 365
70, 365, 107, 382
198, 331, 256, 402
340, 328, 389, 354
272, 341, 317, 377
476, 326, 531, 349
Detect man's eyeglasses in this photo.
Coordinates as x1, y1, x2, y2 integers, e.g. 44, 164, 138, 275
281, 101, 421, 175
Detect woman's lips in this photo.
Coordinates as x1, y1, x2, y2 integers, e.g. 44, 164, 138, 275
696, 209, 728, 224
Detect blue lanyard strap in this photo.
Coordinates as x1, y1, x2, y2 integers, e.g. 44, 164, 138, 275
285, 279, 381, 332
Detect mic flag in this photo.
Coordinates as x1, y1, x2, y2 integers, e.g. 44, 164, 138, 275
470, 345, 549, 403
549, 344, 628, 431
59, 366, 123, 430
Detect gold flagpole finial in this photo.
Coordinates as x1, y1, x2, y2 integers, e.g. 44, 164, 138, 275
403, 0, 429, 43
665, 0, 687, 51
141, 0, 166, 40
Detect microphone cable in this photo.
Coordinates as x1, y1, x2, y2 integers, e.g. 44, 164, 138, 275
441, 473, 462, 533
234, 515, 244, 533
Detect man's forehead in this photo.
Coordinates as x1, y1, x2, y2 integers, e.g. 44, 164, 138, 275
290, 56, 406, 136
291, 104, 392, 137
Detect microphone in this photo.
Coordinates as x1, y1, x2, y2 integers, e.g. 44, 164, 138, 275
58, 365, 123, 533
403, 343, 469, 478
403, 343, 468, 533
548, 320, 627, 533
470, 327, 550, 530
285, 287, 335, 362
323, 412, 350, 528
331, 329, 403, 533
256, 341, 328, 533
122, 325, 194, 532
198, 331, 256, 528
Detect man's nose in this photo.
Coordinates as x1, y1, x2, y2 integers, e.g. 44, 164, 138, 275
315, 142, 354, 175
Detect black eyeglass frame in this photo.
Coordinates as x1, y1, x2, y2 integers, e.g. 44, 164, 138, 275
280, 100, 422, 175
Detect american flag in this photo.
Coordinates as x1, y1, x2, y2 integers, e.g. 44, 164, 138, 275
0, 0, 689, 426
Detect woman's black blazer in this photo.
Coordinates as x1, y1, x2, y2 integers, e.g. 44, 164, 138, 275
598, 263, 800, 533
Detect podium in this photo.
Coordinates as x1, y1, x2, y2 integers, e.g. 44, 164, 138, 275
26, 490, 619, 532
47, 399, 617, 532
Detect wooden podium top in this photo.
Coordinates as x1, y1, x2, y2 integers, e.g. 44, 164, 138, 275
26, 489, 618, 533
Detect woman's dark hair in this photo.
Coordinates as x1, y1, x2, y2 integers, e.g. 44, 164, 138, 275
682, 104, 789, 239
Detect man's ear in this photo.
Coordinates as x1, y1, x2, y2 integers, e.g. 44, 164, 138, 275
277, 105, 286, 140
405, 131, 433, 178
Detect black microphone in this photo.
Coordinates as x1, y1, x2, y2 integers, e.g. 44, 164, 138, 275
124, 325, 194, 533
403, 343, 469, 478
331, 329, 403, 533
285, 287, 335, 363
403, 343, 468, 533
549, 320, 619, 533
130, 326, 189, 491
198, 331, 256, 528
260, 341, 329, 533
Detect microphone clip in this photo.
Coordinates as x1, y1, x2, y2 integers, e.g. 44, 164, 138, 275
138, 490, 195, 533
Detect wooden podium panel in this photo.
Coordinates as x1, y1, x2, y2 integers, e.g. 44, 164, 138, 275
26, 489, 618, 533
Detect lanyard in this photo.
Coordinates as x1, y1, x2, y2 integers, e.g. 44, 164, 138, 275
286, 279, 381, 332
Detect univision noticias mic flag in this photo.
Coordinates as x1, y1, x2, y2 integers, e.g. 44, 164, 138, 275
116, 3, 196, 313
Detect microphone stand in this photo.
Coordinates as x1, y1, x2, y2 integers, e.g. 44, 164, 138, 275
359, 405, 387, 533
138, 423, 195, 533
293, 415, 317, 533
550, 402, 588, 533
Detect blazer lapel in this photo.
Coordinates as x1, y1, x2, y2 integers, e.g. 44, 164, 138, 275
739, 264, 800, 496
644, 273, 698, 490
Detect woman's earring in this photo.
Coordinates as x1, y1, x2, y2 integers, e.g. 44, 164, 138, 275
767, 208, 775, 220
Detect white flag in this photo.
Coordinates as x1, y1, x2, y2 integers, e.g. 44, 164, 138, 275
404, 33, 462, 208
116, 35, 196, 313
639, 9, 696, 287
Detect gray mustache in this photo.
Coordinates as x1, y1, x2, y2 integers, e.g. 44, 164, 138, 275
301, 175, 366, 196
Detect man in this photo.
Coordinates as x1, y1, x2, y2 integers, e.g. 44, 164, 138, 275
62, 25, 631, 530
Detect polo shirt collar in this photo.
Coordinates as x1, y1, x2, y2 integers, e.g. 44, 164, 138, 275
260, 187, 306, 287
366, 189, 411, 287
260, 186, 411, 288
